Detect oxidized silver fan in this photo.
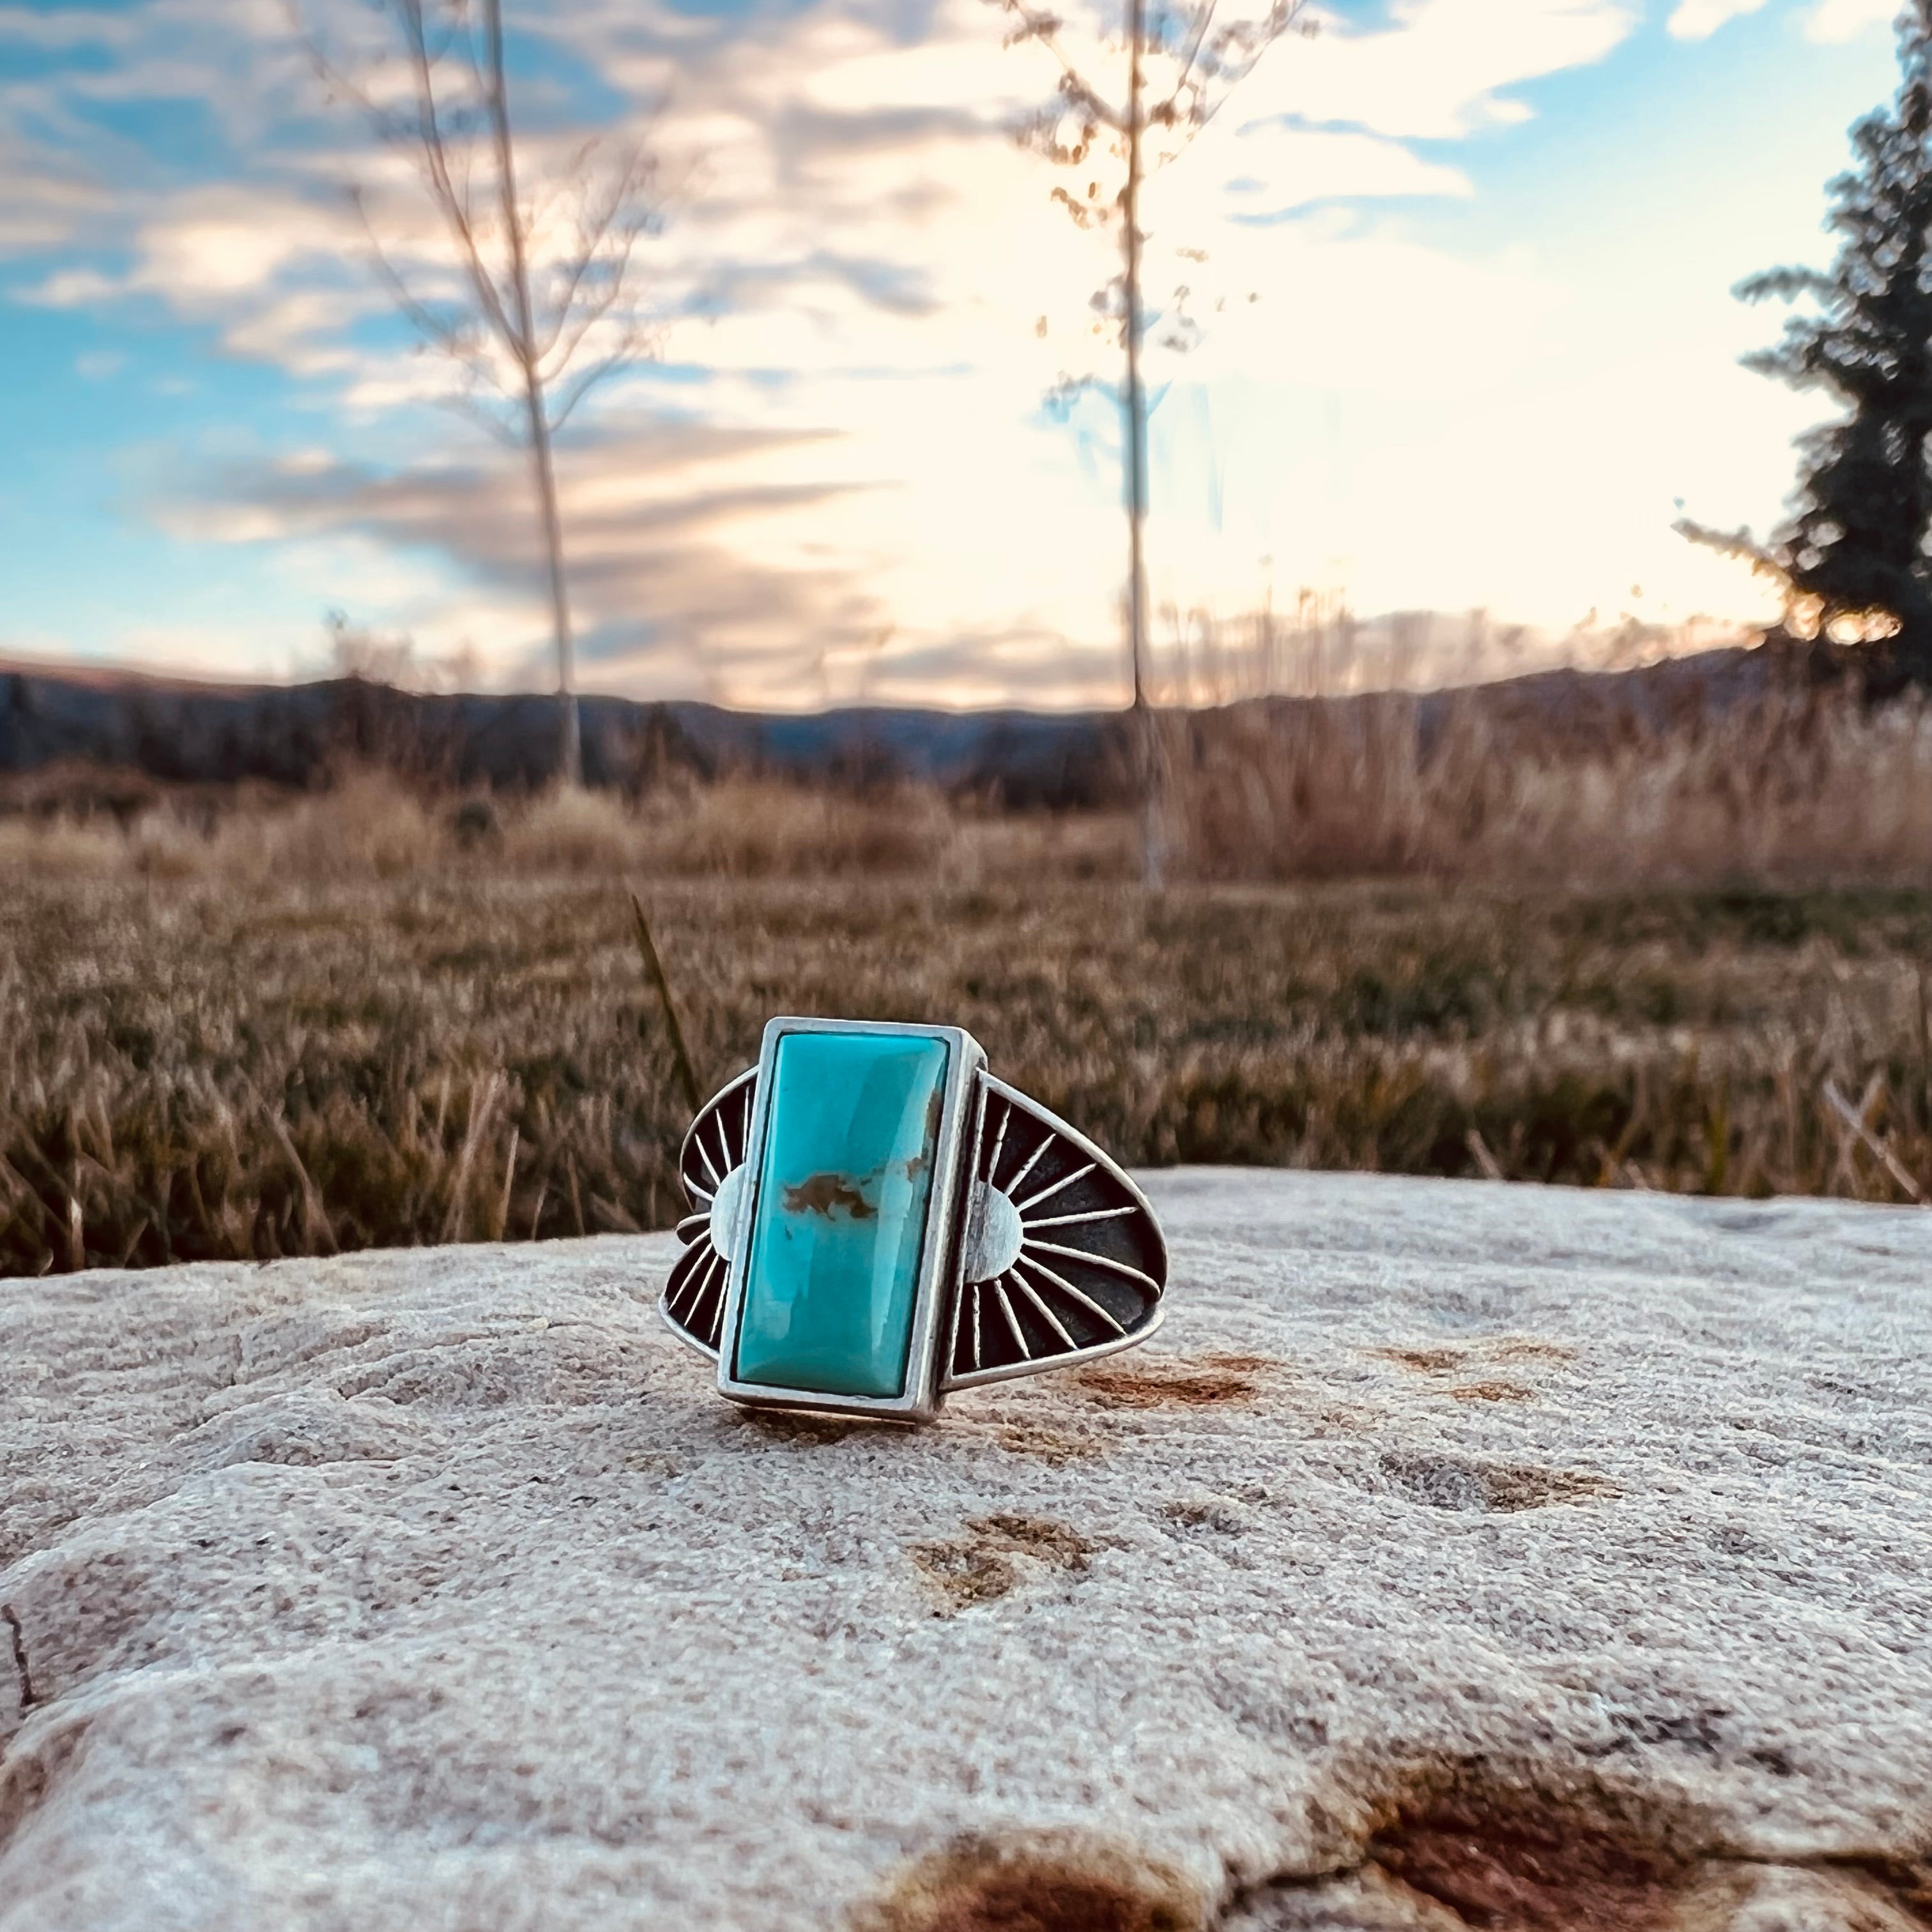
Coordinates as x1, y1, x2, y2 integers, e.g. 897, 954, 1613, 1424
942, 1075, 1165, 1386
661, 1066, 756, 1357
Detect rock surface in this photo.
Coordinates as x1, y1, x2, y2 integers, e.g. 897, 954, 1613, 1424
2, 1169, 1929, 1932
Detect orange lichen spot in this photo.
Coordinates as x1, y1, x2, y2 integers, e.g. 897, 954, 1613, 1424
1450, 1380, 1536, 1403
1073, 1353, 1272, 1409
908, 1515, 1094, 1614
1370, 1785, 1697, 1932
854, 1834, 1203, 1932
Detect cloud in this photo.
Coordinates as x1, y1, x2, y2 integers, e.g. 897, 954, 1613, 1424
1208, 123, 1474, 215
12, 0, 1620, 382
6, 0, 1675, 700
0, 139, 110, 254
158, 422, 896, 700
152, 371, 1154, 706
1666, 0, 1768, 39
22, 181, 390, 383
1806, 0, 1897, 42
1230, 0, 1639, 141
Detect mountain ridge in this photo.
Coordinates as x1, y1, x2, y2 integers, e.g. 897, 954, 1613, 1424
0, 642, 1777, 808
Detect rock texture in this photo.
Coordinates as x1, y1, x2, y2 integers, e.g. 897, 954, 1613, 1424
1, 1169, 1928, 1932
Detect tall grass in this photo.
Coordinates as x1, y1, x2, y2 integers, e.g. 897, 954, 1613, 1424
0, 771, 965, 885
1164, 683, 1932, 885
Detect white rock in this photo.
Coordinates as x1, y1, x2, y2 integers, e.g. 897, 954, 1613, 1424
1, 1170, 1928, 1932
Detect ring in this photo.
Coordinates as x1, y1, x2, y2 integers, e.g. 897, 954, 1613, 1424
660, 1016, 1168, 1420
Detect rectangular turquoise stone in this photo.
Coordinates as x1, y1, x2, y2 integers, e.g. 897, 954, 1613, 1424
733, 1031, 950, 1399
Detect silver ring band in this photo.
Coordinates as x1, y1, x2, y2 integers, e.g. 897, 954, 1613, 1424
660, 1016, 1168, 1422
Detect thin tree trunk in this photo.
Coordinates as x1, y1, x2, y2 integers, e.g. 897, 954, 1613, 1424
482, 0, 581, 788
1122, 0, 1162, 884
525, 387, 581, 787
1123, 9, 1147, 720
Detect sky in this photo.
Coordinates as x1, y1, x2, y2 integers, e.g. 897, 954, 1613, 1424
0, 0, 1912, 709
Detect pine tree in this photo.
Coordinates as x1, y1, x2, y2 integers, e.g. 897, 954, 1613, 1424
1725, 0, 1932, 685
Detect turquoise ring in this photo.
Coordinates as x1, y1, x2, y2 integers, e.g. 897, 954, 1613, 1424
661, 1016, 1168, 1422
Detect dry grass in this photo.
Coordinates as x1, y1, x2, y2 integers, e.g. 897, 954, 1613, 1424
0, 855, 1926, 1275
1164, 683, 1932, 884
0, 769, 445, 884
1, 683, 1928, 1275
0, 771, 970, 884
6, 677, 1928, 893
491, 775, 958, 877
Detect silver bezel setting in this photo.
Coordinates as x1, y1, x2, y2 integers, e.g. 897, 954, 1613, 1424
710, 1015, 986, 1423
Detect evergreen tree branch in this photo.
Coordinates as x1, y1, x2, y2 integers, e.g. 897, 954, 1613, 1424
1733, 266, 1839, 305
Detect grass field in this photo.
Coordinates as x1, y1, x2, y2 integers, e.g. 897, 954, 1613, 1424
1, 806, 1927, 1274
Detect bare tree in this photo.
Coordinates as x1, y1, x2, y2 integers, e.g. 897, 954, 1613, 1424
987, 0, 1311, 878
301, 0, 665, 785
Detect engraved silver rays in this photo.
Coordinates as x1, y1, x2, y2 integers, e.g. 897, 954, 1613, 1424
661, 1067, 756, 1358
661, 1060, 1167, 1401
944, 1075, 1166, 1387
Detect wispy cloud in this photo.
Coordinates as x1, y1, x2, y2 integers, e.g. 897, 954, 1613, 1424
1234, 0, 1639, 139
157, 422, 891, 694
0, 135, 110, 251
1666, 0, 1769, 41
1807, 0, 1897, 43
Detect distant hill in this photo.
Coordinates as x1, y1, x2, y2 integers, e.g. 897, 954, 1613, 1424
0, 644, 1780, 810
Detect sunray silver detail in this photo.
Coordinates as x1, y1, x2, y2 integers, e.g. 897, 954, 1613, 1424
659, 1065, 757, 1358
940, 1075, 1167, 1391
